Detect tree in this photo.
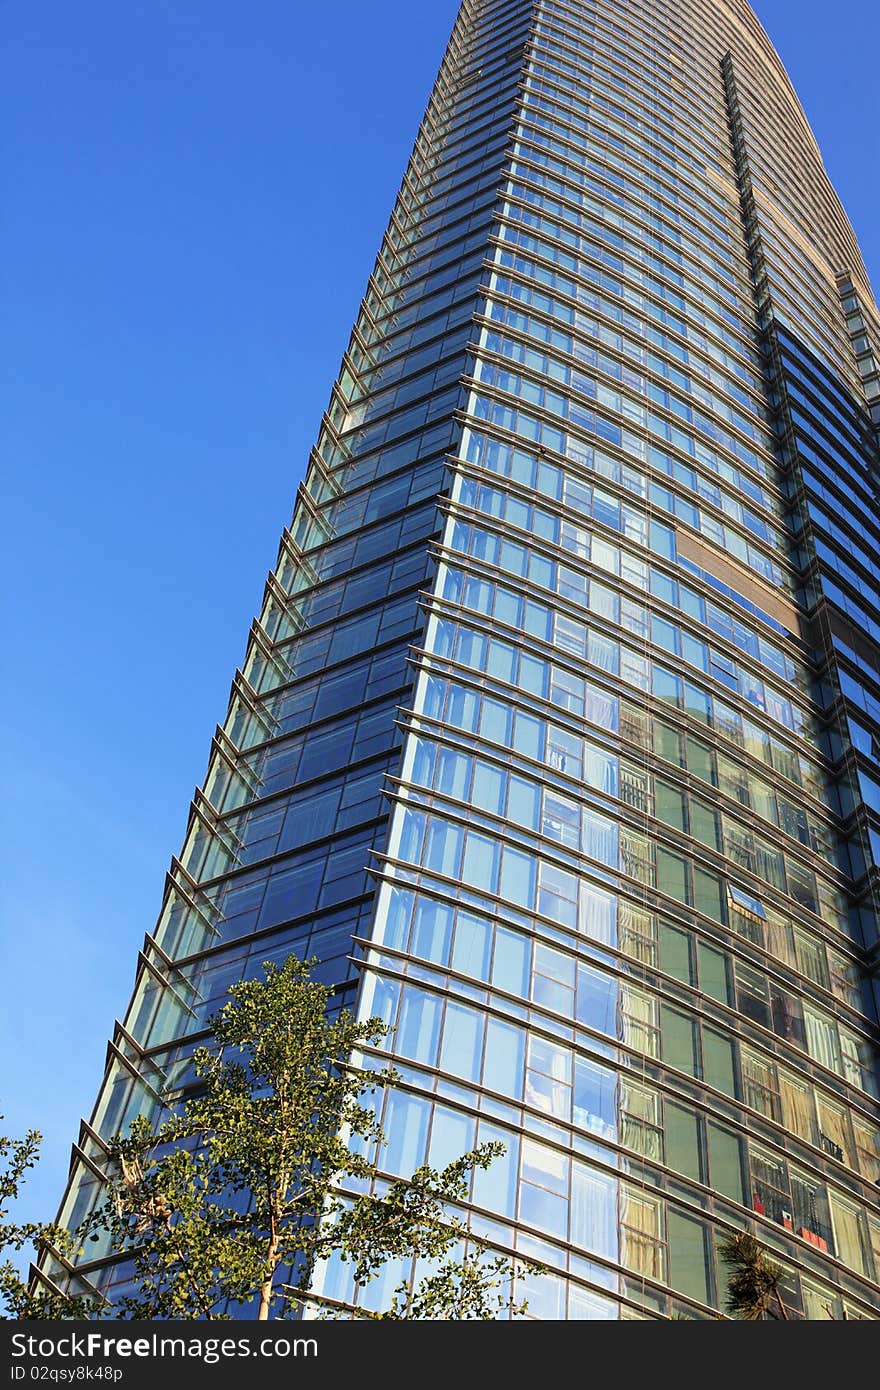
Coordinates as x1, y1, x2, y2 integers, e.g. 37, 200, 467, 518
718, 1231, 789, 1321
0, 1123, 100, 1320
84, 955, 532, 1319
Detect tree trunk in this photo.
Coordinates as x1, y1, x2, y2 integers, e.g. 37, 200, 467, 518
258, 1240, 280, 1320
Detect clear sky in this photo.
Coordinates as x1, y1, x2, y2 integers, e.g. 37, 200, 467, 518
1, 0, 878, 1259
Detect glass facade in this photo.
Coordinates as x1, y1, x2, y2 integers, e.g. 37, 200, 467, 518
43, 0, 880, 1319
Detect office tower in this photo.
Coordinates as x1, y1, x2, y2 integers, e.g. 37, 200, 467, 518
44, 0, 880, 1319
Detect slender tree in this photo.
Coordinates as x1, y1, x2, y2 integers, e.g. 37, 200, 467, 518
84, 955, 531, 1319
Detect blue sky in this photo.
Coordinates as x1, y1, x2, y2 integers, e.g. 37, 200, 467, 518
1, 0, 877, 1257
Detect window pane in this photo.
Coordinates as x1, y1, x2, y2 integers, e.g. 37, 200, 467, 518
571, 1163, 618, 1261
662, 1005, 698, 1075
667, 1211, 712, 1305
410, 898, 453, 965
573, 1056, 617, 1140
428, 1104, 473, 1173
493, 927, 530, 995
656, 779, 687, 831
698, 942, 730, 1004
473, 1122, 518, 1217
451, 910, 492, 981
703, 1027, 737, 1097
708, 1122, 746, 1204
483, 1017, 525, 1098
397, 986, 441, 1064
665, 1103, 705, 1182
660, 924, 694, 984
621, 1187, 665, 1279
439, 1002, 484, 1083
384, 1090, 430, 1175
657, 848, 689, 902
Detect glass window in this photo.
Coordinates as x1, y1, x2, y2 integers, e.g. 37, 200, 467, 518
736, 961, 772, 1030
703, 1027, 737, 1097
571, 1162, 618, 1261
461, 830, 500, 893
852, 1117, 880, 1182
791, 1167, 832, 1253
690, 799, 720, 850
396, 986, 441, 1064
547, 725, 582, 778
621, 1080, 662, 1160
493, 927, 530, 996
439, 1001, 484, 1084
472, 1120, 518, 1217
436, 745, 470, 799
428, 1104, 474, 1174
622, 985, 659, 1056
573, 1056, 617, 1140
698, 942, 730, 1004
687, 737, 715, 785
382, 1090, 430, 1177
583, 808, 619, 866
693, 867, 724, 922
830, 1193, 871, 1276
685, 683, 712, 724
662, 1005, 698, 1076
584, 744, 619, 797
804, 1006, 842, 1075
481, 697, 512, 746
741, 1047, 778, 1119
794, 928, 828, 991
665, 1103, 705, 1182
620, 762, 651, 812
869, 1219, 880, 1286
483, 1017, 525, 1098
509, 775, 541, 829
750, 1146, 789, 1225
377, 886, 412, 952
802, 1278, 841, 1322
424, 817, 463, 878
657, 848, 689, 903
543, 790, 581, 848
576, 963, 618, 1036
728, 884, 765, 920
653, 667, 683, 708
588, 630, 619, 674
410, 898, 453, 966
499, 845, 536, 906
621, 1186, 665, 1280
660, 924, 694, 985
667, 1210, 712, 1306
656, 779, 687, 832
619, 902, 657, 966
537, 861, 578, 928
472, 761, 506, 815
620, 827, 653, 884
513, 709, 544, 759
451, 909, 492, 981
579, 882, 617, 945
525, 1034, 571, 1119
655, 720, 685, 767
520, 1140, 569, 1240
708, 1122, 746, 1204
778, 1070, 815, 1146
